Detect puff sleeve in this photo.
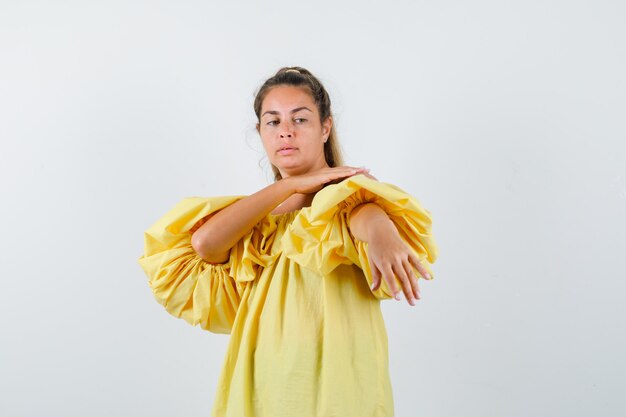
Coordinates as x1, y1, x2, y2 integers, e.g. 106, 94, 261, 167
138, 196, 261, 334
282, 174, 438, 300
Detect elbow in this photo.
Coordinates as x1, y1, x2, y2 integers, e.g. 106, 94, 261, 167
191, 229, 208, 259
191, 228, 230, 264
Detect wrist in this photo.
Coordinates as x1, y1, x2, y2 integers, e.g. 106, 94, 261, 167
350, 203, 396, 242
367, 216, 397, 241
274, 176, 297, 198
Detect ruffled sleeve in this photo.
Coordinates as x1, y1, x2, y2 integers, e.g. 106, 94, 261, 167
137, 196, 266, 334
282, 174, 438, 300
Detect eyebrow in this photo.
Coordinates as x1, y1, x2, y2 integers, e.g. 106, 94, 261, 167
261, 106, 313, 118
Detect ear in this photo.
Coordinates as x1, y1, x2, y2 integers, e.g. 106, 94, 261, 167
256, 122, 260, 133
322, 116, 332, 141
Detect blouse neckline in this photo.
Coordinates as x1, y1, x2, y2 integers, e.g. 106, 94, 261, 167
265, 177, 356, 220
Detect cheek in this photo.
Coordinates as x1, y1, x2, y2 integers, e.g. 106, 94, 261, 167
259, 135, 277, 161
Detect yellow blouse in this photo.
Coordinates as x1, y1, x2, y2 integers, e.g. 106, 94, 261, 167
138, 174, 438, 417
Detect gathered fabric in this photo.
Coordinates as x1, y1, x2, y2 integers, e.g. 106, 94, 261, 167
138, 174, 438, 417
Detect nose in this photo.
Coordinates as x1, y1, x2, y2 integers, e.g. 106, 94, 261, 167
279, 121, 294, 138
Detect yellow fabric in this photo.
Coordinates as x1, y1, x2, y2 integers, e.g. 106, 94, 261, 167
138, 174, 438, 417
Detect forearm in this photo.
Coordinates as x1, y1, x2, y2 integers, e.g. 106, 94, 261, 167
349, 203, 399, 242
191, 179, 295, 262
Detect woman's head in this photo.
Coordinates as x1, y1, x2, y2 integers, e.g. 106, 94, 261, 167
254, 66, 343, 181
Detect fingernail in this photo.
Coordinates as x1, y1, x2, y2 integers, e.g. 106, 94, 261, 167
424, 273, 431, 279
394, 292, 401, 301
409, 298, 416, 306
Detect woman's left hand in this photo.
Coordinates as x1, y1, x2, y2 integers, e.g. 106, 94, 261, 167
365, 220, 430, 306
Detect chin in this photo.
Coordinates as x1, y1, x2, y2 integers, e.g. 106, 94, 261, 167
278, 165, 309, 177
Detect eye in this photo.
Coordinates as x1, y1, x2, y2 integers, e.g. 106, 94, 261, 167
295, 118, 307, 123
266, 120, 278, 126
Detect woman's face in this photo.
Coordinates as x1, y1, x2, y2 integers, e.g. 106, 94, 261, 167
257, 85, 332, 178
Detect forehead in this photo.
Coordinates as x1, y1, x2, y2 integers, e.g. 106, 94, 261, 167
261, 85, 316, 113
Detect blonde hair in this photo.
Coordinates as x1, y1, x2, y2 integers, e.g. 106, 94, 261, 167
253, 66, 344, 181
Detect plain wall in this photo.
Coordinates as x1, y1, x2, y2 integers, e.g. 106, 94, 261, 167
1, 1, 625, 416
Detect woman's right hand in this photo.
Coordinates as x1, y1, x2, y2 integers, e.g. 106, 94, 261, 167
284, 166, 371, 194
191, 165, 374, 263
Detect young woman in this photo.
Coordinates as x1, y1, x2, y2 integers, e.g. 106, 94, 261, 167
138, 66, 438, 417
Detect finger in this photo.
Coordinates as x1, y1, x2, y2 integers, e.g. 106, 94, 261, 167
403, 258, 420, 300
333, 166, 369, 176
369, 260, 382, 291
362, 172, 378, 181
324, 167, 363, 182
332, 165, 362, 173
351, 166, 372, 178
392, 261, 416, 306
380, 264, 401, 301
409, 253, 431, 280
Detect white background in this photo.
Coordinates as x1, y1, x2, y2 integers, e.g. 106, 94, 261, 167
1, 1, 625, 416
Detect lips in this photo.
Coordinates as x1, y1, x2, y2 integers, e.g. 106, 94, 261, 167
277, 146, 298, 155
